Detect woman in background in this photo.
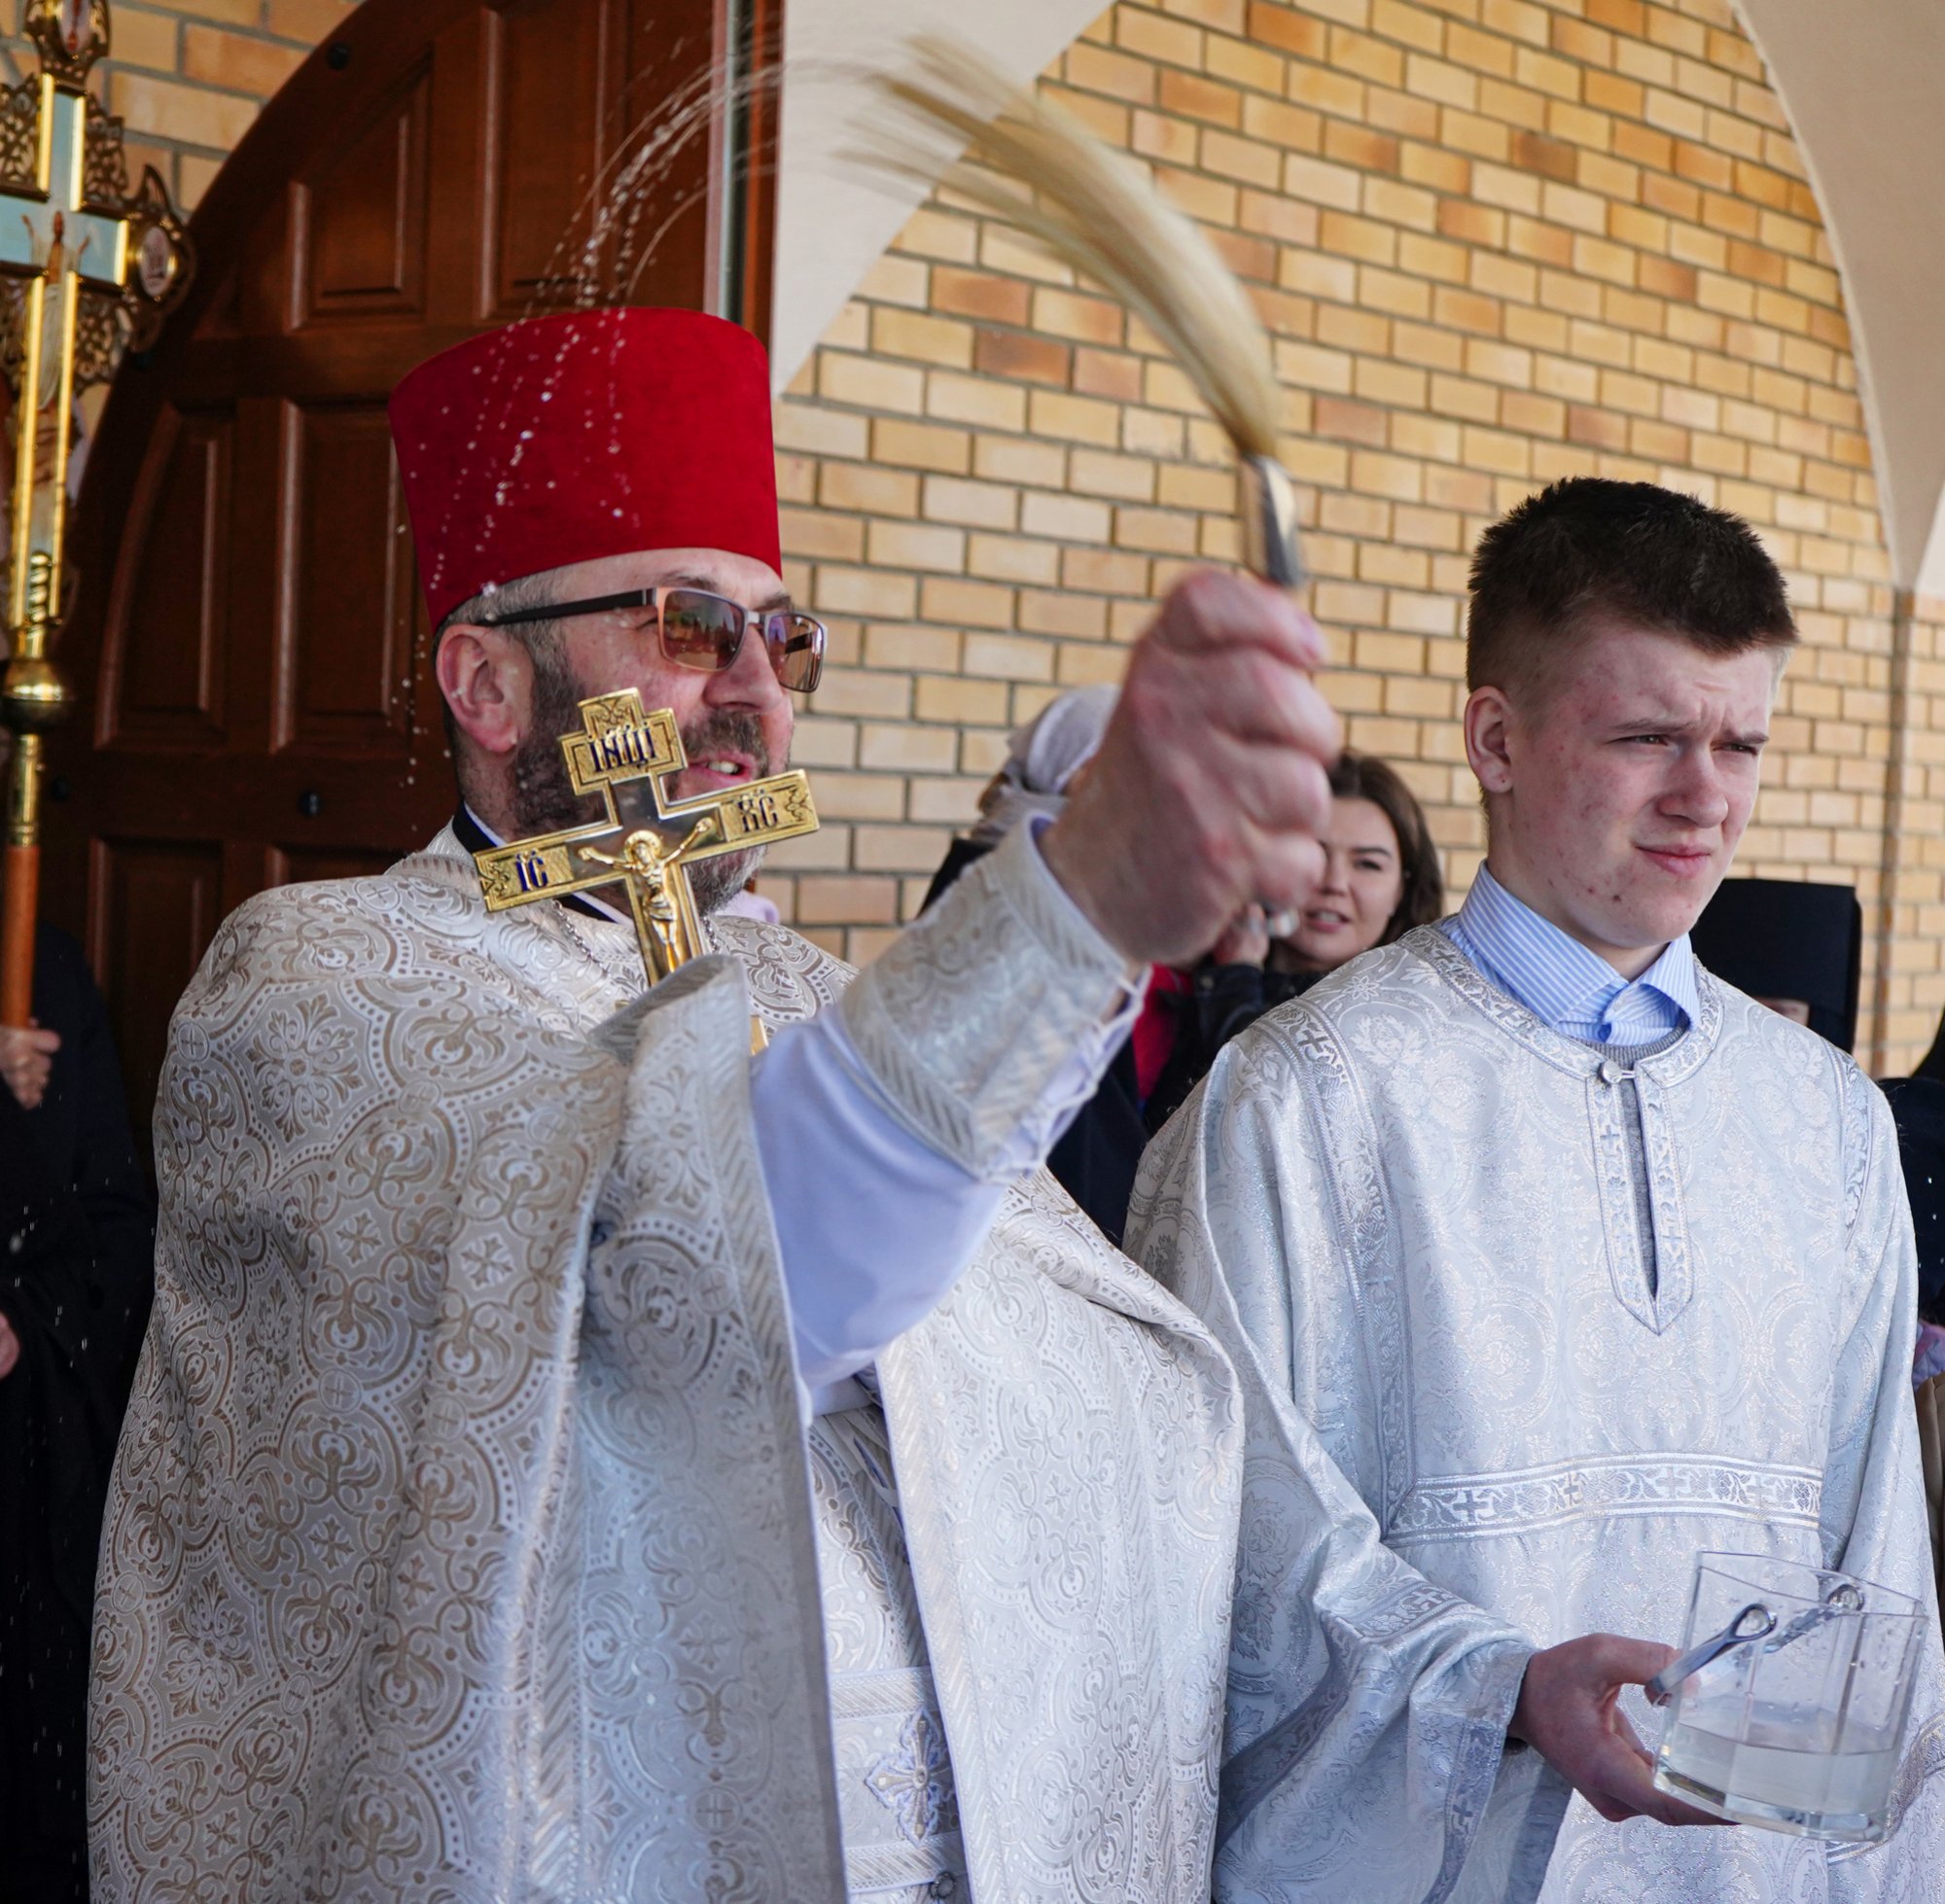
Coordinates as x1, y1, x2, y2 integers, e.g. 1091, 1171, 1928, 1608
1145, 751, 1443, 1130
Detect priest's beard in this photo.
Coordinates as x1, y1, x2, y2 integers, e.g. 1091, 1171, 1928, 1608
510, 646, 772, 916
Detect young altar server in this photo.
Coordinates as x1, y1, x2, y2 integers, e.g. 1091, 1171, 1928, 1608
89, 317, 1696, 1903
1132, 476, 1945, 1900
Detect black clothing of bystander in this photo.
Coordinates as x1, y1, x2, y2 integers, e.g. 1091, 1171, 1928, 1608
1882, 1075, 1945, 1327
1688, 876, 1861, 1051
1142, 962, 1322, 1134
0, 928, 155, 1904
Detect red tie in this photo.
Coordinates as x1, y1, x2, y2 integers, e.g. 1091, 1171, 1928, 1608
1132, 966, 1193, 1103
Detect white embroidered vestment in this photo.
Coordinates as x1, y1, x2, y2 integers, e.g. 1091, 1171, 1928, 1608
1131, 926, 1945, 1903
88, 827, 1246, 1902
808, 1400, 967, 1899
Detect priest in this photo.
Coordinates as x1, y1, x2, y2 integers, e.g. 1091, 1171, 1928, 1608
92, 312, 1651, 1903
1132, 476, 1945, 1899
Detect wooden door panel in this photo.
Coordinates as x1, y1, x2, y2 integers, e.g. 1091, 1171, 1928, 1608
217, 396, 289, 761
614, 0, 724, 309
99, 405, 232, 749
295, 64, 432, 325
277, 403, 414, 755
482, 0, 612, 317
88, 836, 226, 1154
168, 330, 497, 406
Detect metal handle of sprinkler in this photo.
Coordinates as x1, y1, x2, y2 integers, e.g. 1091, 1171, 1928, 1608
1239, 455, 1306, 590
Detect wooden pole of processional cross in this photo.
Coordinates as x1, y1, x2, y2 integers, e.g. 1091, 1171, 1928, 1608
0, 2, 192, 1023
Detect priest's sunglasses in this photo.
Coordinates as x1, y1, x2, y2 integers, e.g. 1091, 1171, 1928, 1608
477, 586, 826, 693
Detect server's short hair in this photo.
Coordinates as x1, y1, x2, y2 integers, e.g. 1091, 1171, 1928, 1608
1467, 477, 1796, 703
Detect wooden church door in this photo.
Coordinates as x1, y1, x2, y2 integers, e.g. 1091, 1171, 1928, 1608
42, 0, 778, 1148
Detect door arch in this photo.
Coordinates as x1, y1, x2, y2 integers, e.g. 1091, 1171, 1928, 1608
43, 0, 777, 1146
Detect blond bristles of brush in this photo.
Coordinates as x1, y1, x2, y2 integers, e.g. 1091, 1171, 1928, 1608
867, 37, 1282, 463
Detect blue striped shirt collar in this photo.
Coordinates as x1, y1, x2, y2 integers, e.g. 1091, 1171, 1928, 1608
1440, 863, 1699, 1046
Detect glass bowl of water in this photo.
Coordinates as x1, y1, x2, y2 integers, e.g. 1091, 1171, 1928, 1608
1652, 1551, 1923, 1842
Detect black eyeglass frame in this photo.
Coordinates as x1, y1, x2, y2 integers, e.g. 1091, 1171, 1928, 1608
474, 585, 825, 693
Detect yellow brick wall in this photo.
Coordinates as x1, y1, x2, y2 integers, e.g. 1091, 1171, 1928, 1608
771, 0, 1945, 1075
1881, 596, 1945, 1065
4, 0, 349, 211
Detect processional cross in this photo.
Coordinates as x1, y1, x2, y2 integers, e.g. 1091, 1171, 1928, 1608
473, 689, 818, 1037
0, 1, 191, 1020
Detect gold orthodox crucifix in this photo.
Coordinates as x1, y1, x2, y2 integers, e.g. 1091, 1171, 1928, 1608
0, 2, 191, 1021
473, 689, 818, 1026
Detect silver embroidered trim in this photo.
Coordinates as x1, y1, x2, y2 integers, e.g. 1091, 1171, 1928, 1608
838, 821, 1135, 1181
1253, 1007, 1413, 1524
1633, 1069, 1696, 1328
864, 1709, 959, 1848
1411, 924, 1724, 1080
1217, 1680, 1347, 1847
1585, 1067, 1657, 1332
1388, 1452, 1824, 1544
1838, 1046, 1878, 1234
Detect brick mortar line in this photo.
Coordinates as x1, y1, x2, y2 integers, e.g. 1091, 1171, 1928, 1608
1055, 42, 1813, 186
1043, 111, 1828, 287
902, 202, 1842, 359
826, 330, 1862, 425
804, 403, 1867, 502
1077, 23, 1798, 157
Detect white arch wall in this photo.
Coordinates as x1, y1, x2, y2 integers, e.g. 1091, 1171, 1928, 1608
770, 0, 1109, 396
773, 0, 1945, 595
1733, 0, 1945, 597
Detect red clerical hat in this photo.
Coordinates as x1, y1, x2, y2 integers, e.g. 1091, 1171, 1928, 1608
389, 306, 780, 631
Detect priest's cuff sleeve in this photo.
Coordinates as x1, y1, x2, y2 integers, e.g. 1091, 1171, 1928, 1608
836, 816, 1144, 1183
750, 1007, 1010, 1395
749, 818, 1140, 1393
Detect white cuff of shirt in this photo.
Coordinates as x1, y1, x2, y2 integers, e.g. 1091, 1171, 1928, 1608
754, 818, 1144, 1399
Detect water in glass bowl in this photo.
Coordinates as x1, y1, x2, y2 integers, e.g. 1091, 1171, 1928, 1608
1657, 1692, 1898, 1840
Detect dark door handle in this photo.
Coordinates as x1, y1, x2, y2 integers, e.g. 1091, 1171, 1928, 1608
298, 790, 323, 818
